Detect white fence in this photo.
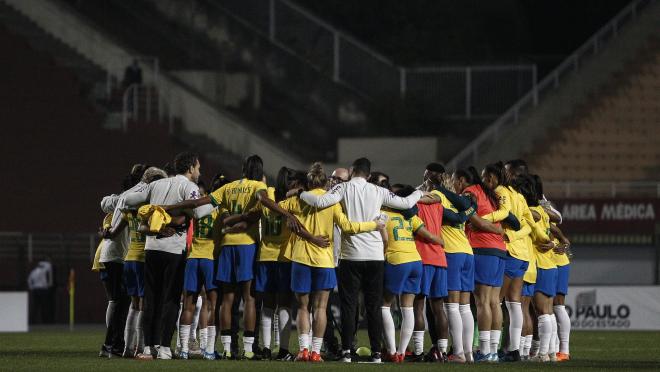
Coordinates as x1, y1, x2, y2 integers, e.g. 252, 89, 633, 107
447, 0, 654, 169
213, 0, 535, 120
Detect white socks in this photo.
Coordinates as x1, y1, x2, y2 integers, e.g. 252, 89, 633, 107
200, 327, 208, 351
398, 307, 414, 355
490, 329, 501, 354
538, 314, 552, 356
135, 310, 144, 351
479, 330, 491, 355
106, 301, 116, 328
531, 339, 540, 356
505, 301, 523, 352
206, 326, 216, 354
522, 335, 532, 356
179, 324, 191, 353
437, 338, 448, 353
549, 314, 558, 354
191, 296, 202, 342
444, 303, 463, 355
554, 305, 571, 354
273, 313, 280, 347
413, 331, 425, 355
381, 307, 396, 354
298, 333, 310, 351
261, 307, 274, 349
243, 336, 254, 353
459, 304, 474, 355
312, 337, 323, 353
124, 308, 137, 351
221, 335, 232, 352
518, 333, 526, 354
278, 307, 292, 350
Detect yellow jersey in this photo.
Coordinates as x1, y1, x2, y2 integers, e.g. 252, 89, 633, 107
280, 189, 378, 268
530, 206, 555, 269
189, 209, 219, 259
124, 211, 146, 262
259, 187, 291, 262
382, 210, 423, 265
523, 254, 537, 284
92, 213, 113, 271
484, 187, 532, 262
550, 223, 570, 266
433, 190, 472, 255
209, 178, 268, 246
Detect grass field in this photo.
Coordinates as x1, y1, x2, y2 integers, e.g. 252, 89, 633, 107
1, 326, 659, 371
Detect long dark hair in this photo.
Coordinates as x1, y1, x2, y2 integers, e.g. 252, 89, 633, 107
275, 167, 306, 202
513, 174, 538, 207
531, 174, 544, 201
455, 166, 499, 209
483, 161, 506, 187
242, 155, 264, 181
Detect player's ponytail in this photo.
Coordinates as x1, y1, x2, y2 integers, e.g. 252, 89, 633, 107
275, 167, 294, 202
307, 162, 328, 190
484, 161, 505, 187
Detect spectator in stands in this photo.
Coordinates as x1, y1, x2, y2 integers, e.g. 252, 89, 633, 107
27, 258, 55, 324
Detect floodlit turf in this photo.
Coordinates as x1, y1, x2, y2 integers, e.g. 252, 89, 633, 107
1, 326, 659, 371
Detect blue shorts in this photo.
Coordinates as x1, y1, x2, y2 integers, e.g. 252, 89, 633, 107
421, 265, 448, 298
535, 268, 558, 297
474, 254, 506, 287
185, 258, 216, 293
216, 244, 256, 283
290, 262, 336, 293
123, 261, 145, 297
556, 264, 570, 295
446, 253, 475, 292
384, 261, 422, 295
99, 270, 109, 281
255, 261, 292, 293
522, 282, 535, 297
504, 254, 529, 279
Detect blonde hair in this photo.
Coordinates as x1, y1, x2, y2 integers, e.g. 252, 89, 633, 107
307, 162, 327, 190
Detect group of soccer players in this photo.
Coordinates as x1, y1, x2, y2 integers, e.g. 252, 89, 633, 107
93, 151, 572, 364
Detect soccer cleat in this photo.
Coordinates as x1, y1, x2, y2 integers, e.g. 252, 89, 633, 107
384, 353, 400, 363
188, 339, 201, 355
406, 352, 425, 362
398, 354, 405, 363
310, 351, 324, 362
488, 353, 500, 363
261, 347, 272, 360
240, 351, 258, 360
549, 352, 558, 362
339, 350, 352, 363
121, 347, 136, 358
370, 352, 382, 363
157, 347, 173, 360
465, 351, 474, 363
530, 354, 550, 363
440, 352, 449, 363
202, 351, 216, 360
520, 355, 530, 362
295, 348, 309, 362
423, 346, 439, 362
178, 351, 189, 360
556, 352, 570, 362
221, 350, 233, 360
99, 344, 112, 358
448, 353, 466, 363
502, 349, 521, 362
474, 351, 490, 363
275, 349, 295, 361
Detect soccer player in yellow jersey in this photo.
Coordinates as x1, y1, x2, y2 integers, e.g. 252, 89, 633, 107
163, 155, 304, 360
481, 162, 532, 361
422, 166, 476, 363
381, 184, 443, 363
255, 167, 306, 360
279, 163, 383, 363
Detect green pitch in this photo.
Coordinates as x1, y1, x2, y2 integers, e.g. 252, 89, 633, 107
1, 327, 659, 371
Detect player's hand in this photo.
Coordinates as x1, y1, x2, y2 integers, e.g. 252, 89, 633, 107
286, 214, 303, 234
553, 243, 566, 254
311, 235, 330, 248
159, 226, 176, 237
286, 188, 302, 198
374, 214, 388, 230
539, 241, 555, 252
98, 227, 106, 239
223, 221, 248, 234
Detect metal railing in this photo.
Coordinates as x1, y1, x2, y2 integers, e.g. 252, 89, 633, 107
447, 0, 654, 169
545, 181, 660, 199
213, 0, 535, 120
121, 83, 174, 132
